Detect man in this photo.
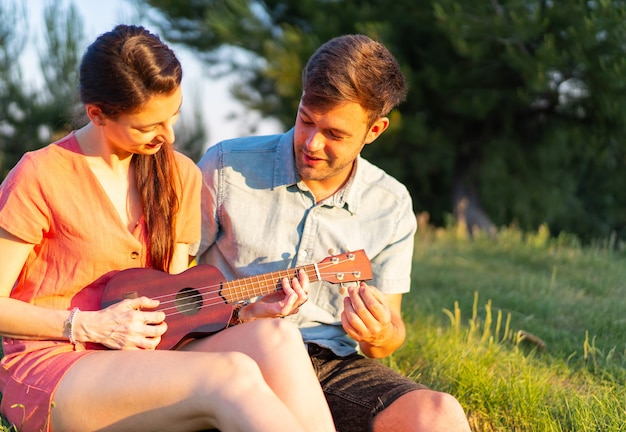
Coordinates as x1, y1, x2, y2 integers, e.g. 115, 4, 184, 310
193, 34, 471, 432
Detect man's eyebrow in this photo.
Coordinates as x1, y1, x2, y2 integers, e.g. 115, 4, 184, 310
297, 106, 351, 137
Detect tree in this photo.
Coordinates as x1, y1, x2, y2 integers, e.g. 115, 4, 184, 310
0, 2, 85, 178
144, 0, 626, 242
0, 2, 208, 180
0, 1, 30, 178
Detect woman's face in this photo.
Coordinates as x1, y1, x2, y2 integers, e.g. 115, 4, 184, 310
102, 86, 183, 157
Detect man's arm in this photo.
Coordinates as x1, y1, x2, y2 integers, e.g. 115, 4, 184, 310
342, 285, 406, 358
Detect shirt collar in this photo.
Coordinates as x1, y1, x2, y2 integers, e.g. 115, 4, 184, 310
274, 128, 299, 188
318, 159, 360, 214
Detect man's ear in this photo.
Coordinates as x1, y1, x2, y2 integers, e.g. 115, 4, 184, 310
84, 104, 106, 126
364, 117, 389, 145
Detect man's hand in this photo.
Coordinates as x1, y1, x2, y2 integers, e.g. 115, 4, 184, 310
240, 268, 309, 321
341, 282, 406, 358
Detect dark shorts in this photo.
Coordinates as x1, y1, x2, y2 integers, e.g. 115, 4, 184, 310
308, 344, 427, 432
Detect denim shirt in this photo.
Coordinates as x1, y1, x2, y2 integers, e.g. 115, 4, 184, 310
194, 128, 417, 356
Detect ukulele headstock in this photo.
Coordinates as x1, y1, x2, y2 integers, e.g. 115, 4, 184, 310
316, 250, 372, 284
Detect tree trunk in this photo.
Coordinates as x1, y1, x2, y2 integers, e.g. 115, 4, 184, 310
451, 174, 496, 237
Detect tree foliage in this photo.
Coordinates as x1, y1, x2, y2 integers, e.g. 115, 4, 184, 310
0, 2, 84, 178
0, 1, 207, 178
144, 0, 626, 242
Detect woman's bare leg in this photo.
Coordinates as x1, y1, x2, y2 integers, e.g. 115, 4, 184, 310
51, 349, 306, 432
182, 319, 335, 432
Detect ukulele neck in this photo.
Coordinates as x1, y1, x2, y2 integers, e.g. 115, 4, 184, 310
221, 263, 319, 304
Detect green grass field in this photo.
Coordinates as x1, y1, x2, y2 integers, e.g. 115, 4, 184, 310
385, 220, 626, 431
1, 222, 625, 431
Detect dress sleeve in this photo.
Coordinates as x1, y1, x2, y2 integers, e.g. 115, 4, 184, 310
0, 153, 50, 244
174, 152, 202, 246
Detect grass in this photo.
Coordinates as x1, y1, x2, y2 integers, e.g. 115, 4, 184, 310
1, 221, 625, 431
383, 219, 626, 431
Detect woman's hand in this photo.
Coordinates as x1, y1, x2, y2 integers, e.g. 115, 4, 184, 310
77, 297, 167, 350
240, 269, 309, 321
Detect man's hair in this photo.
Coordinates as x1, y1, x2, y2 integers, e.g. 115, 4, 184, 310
301, 34, 406, 125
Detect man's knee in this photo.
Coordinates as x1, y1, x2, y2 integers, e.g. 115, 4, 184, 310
374, 389, 470, 432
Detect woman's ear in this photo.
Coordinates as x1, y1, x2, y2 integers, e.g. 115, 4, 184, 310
84, 104, 106, 126
364, 117, 390, 145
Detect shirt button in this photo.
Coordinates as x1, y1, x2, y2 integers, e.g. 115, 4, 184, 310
130, 251, 139, 259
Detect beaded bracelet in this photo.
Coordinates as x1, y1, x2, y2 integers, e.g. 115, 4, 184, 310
228, 301, 249, 327
64, 307, 80, 345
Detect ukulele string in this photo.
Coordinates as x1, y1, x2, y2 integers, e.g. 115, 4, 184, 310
152, 258, 359, 318
153, 267, 314, 305
157, 268, 317, 316
157, 269, 336, 317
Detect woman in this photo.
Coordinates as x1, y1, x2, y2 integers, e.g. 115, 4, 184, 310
0, 25, 334, 432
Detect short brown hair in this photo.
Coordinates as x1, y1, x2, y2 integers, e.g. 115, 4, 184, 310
301, 34, 406, 125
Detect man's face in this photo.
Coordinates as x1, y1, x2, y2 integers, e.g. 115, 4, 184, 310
293, 101, 386, 196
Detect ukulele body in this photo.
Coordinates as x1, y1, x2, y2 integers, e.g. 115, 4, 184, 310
102, 265, 233, 350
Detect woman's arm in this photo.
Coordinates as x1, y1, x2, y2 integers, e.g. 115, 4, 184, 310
169, 242, 192, 274
0, 226, 71, 340
0, 226, 167, 349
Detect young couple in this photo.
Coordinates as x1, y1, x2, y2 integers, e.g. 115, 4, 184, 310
0, 25, 470, 432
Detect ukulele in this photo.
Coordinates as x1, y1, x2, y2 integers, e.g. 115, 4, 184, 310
102, 250, 372, 350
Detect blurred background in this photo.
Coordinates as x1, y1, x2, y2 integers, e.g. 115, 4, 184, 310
2, 0, 625, 245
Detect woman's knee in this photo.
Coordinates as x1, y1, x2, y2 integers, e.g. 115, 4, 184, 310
192, 351, 269, 397
210, 351, 263, 381
186, 352, 278, 429
260, 318, 302, 343
243, 318, 304, 350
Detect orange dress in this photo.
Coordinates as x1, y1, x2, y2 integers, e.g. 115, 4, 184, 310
0, 132, 201, 431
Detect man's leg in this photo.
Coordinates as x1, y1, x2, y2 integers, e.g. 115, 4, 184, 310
308, 344, 425, 432
372, 389, 471, 432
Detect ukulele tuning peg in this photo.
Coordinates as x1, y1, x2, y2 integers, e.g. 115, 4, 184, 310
353, 271, 361, 279
331, 256, 339, 264
336, 273, 345, 281
347, 253, 355, 260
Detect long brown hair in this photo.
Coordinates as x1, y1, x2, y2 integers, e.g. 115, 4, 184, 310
78, 25, 183, 271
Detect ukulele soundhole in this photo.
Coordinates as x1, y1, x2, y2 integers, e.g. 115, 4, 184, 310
175, 287, 202, 316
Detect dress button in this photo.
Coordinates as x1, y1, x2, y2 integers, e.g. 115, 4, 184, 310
130, 251, 139, 259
